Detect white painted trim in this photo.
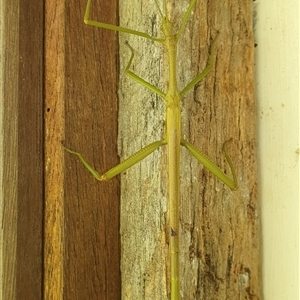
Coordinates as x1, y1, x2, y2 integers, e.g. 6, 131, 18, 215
254, 1, 299, 298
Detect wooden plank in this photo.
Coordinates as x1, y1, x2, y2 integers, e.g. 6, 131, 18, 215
16, 1, 44, 298
120, 0, 260, 299
0, 1, 19, 298
1, 0, 44, 299
44, 0, 65, 298
44, 0, 120, 299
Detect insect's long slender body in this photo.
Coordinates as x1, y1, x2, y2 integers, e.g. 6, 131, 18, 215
65, 0, 238, 299
164, 21, 182, 297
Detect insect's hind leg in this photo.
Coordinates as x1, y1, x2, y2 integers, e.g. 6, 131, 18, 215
64, 139, 166, 181
181, 138, 238, 190
124, 41, 166, 100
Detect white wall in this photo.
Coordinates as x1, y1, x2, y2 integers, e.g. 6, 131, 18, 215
254, 1, 299, 299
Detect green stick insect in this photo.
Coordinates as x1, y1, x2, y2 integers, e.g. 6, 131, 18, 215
65, 0, 238, 299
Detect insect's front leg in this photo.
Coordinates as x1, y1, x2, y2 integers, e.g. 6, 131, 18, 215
84, 0, 157, 40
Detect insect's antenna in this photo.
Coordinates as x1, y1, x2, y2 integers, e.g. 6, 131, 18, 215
154, 0, 165, 19
163, 0, 168, 18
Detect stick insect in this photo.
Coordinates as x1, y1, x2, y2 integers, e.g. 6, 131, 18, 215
65, 0, 238, 299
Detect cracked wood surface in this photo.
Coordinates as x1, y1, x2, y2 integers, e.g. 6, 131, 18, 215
119, 1, 260, 299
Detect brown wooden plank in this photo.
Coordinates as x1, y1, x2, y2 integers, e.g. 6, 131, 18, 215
1, 0, 44, 299
120, 0, 261, 299
1, 0, 19, 298
44, 0, 120, 299
17, 0, 44, 297
64, 0, 120, 298
44, 0, 65, 298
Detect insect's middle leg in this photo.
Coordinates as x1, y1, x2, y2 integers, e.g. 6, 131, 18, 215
180, 33, 219, 97
124, 41, 166, 100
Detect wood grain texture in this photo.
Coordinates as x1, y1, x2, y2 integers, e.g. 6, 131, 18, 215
44, 0, 65, 298
0, 0, 19, 298
120, 0, 260, 299
1, 0, 44, 299
44, 0, 120, 299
